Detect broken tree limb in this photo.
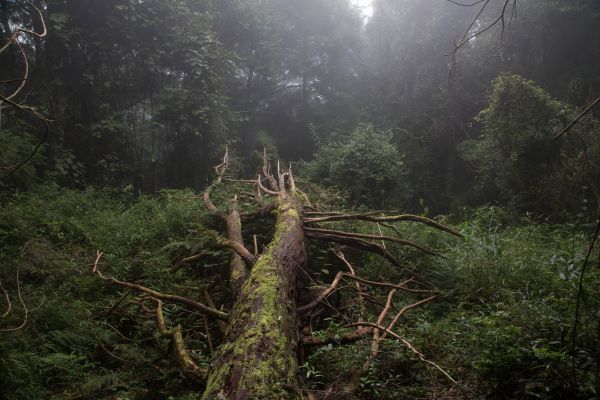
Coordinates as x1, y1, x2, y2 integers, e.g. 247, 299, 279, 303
171, 250, 210, 273
304, 231, 404, 269
92, 251, 228, 321
344, 321, 458, 385
203, 290, 227, 334
333, 249, 366, 324
155, 299, 207, 380
304, 226, 438, 256
298, 272, 345, 314
261, 148, 280, 191
301, 326, 372, 347
554, 96, 600, 140
303, 213, 463, 237
0, 268, 28, 332
298, 272, 434, 315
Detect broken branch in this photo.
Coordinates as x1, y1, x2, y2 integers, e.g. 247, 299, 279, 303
92, 251, 228, 321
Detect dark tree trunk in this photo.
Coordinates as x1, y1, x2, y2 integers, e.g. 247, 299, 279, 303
202, 193, 306, 400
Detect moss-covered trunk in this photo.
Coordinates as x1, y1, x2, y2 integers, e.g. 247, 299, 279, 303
201, 193, 306, 399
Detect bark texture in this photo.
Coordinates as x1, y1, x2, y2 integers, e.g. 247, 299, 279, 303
201, 193, 306, 400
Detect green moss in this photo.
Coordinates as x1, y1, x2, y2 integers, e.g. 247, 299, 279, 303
201, 198, 303, 399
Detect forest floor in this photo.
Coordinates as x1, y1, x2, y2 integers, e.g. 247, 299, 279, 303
0, 187, 597, 399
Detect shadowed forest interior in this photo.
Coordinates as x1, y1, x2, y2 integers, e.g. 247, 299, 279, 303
1, 0, 600, 399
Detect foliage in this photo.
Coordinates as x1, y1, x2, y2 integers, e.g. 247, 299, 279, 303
420, 207, 599, 399
0, 187, 216, 399
306, 124, 409, 208
461, 74, 600, 217
0, 127, 45, 190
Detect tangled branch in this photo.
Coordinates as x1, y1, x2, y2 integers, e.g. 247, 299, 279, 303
446, 0, 517, 54
91, 251, 228, 321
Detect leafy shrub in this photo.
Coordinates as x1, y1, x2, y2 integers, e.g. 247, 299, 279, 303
0, 186, 210, 399
460, 74, 600, 217
305, 123, 409, 208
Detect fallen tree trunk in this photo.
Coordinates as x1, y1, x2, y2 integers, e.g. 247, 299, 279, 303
201, 192, 306, 400
92, 150, 461, 398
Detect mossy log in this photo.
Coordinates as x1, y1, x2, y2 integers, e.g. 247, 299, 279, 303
201, 193, 306, 399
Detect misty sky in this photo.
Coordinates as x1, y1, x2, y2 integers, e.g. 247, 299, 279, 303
351, 0, 374, 19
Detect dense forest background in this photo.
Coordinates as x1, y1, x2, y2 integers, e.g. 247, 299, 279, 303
1, 0, 600, 399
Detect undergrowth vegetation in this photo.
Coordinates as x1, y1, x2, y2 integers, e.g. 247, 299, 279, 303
1, 188, 597, 399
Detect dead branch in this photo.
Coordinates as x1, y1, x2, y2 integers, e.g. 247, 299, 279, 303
171, 250, 210, 273
0, 282, 11, 318
0, 0, 47, 54
301, 326, 372, 347
257, 173, 280, 195
92, 251, 228, 321
333, 250, 366, 323
0, 1, 51, 179
203, 289, 227, 334
303, 213, 463, 237
202, 147, 229, 215
239, 202, 276, 222
298, 272, 345, 314
343, 273, 433, 294
260, 148, 279, 191
345, 321, 458, 385
299, 271, 434, 315
155, 299, 207, 380
385, 295, 437, 333
447, 0, 516, 54
345, 289, 399, 394
554, 96, 600, 140
0, 268, 28, 332
218, 239, 255, 266
304, 226, 438, 256
304, 231, 404, 268
106, 322, 135, 342
446, 0, 487, 6
289, 163, 297, 192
